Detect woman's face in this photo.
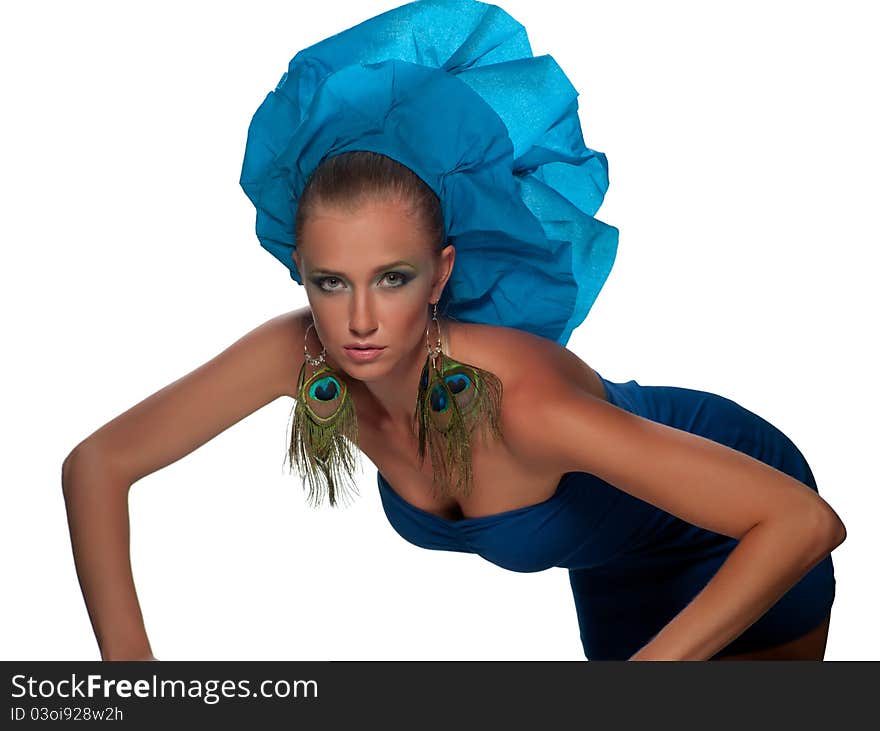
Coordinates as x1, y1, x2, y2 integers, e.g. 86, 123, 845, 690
292, 196, 454, 382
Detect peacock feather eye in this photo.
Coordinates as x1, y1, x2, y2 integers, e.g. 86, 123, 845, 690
309, 375, 340, 402
430, 383, 450, 413
444, 372, 471, 395
419, 362, 429, 390
301, 368, 348, 421
440, 365, 477, 412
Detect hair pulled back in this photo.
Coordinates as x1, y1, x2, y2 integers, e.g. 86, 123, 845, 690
293, 150, 445, 255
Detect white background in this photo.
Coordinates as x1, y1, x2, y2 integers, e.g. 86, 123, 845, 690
2, 0, 876, 660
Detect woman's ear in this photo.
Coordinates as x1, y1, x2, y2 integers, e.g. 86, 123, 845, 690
433, 244, 455, 299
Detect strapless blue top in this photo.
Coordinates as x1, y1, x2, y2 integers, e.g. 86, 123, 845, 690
378, 453, 654, 573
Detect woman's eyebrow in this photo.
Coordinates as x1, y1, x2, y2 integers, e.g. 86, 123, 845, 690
309, 260, 416, 276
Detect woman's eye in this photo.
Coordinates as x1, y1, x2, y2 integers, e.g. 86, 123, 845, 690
318, 277, 343, 291
383, 271, 409, 287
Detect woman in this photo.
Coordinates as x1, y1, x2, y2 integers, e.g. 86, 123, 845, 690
61, 0, 844, 661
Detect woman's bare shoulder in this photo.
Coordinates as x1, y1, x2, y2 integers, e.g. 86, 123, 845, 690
448, 320, 606, 401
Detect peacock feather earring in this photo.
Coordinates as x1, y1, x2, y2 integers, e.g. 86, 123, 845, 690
287, 321, 361, 508
415, 302, 504, 500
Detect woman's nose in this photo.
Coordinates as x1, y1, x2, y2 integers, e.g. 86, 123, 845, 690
348, 293, 378, 335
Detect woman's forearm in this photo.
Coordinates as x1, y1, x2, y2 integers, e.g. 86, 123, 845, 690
628, 509, 843, 661
61, 450, 155, 661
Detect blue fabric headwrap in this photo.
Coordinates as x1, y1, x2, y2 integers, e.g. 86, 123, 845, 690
239, 0, 618, 346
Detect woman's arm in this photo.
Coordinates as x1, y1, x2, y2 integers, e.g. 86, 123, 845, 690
61, 308, 309, 660
503, 368, 846, 661
627, 510, 838, 660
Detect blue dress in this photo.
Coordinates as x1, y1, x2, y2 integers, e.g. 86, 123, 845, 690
376, 370, 837, 660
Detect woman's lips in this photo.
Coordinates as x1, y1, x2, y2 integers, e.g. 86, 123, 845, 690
343, 346, 386, 362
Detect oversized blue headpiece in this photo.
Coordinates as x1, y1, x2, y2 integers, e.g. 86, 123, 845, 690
240, 0, 618, 346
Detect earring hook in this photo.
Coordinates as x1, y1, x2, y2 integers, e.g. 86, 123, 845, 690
304, 322, 327, 367
425, 302, 443, 371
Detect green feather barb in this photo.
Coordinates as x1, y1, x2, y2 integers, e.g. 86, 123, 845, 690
415, 350, 504, 501
287, 360, 362, 508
